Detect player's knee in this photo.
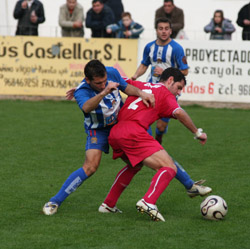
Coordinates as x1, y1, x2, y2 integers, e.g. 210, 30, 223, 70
82, 162, 99, 176
157, 160, 177, 172
157, 122, 168, 132
169, 163, 177, 172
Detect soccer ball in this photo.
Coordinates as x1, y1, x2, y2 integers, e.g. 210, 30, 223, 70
200, 195, 228, 220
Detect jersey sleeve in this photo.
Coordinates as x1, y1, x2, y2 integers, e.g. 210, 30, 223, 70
108, 67, 128, 92
158, 91, 182, 118
141, 43, 152, 66
122, 77, 145, 89
74, 86, 93, 110
174, 43, 189, 71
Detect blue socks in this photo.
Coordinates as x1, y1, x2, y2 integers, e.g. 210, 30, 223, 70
174, 160, 194, 190
50, 168, 88, 205
147, 126, 153, 136
155, 126, 168, 136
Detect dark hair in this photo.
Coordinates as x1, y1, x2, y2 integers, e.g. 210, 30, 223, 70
160, 67, 186, 85
213, 10, 224, 21
121, 12, 131, 19
92, 0, 103, 4
164, 0, 174, 3
155, 17, 172, 29
84, 60, 106, 81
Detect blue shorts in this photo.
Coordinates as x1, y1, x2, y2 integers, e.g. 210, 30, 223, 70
147, 117, 170, 136
85, 127, 112, 154
160, 117, 170, 123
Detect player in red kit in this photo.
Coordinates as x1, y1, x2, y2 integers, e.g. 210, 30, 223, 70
99, 68, 207, 221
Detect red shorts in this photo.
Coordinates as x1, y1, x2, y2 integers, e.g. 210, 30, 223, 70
108, 121, 164, 167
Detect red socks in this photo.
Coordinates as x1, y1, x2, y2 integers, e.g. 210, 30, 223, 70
143, 167, 176, 204
104, 165, 142, 208
104, 166, 176, 207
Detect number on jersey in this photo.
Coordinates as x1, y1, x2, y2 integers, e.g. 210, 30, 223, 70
128, 89, 152, 110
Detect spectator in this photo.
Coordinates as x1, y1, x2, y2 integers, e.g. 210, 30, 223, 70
155, 0, 184, 39
237, 2, 250, 40
59, 0, 84, 37
86, 0, 115, 38
13, 0, 45, 36
204, 10, 235, 40
106, 12, 144, 39
103, 0, 124, 24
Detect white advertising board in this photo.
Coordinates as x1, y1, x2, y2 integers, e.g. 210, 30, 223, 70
179, 40, 250, 103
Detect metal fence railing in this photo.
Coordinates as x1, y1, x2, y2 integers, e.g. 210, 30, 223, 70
0, 25, 244, 41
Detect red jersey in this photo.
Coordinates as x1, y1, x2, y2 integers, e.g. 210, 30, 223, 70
119, 79, 181, 130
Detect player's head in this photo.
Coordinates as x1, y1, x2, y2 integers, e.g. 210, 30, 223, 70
163, 0, 175, 14
160, 67, 186, 96
84, 60, 107, 92
155, 18, 172, 42
155, 17, 172, 30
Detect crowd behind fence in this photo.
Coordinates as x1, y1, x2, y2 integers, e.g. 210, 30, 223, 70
2, 0, 249, 41
0, 25, 245, 41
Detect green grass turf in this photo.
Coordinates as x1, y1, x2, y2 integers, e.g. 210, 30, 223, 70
0, 100, 250, 249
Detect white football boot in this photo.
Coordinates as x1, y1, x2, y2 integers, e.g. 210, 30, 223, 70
98, 203, 122, 213
43, 202, 59, 215
187, 180, 212, 198
136, 199, 165, 222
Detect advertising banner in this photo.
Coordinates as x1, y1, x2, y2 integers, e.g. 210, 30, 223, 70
179, 40, 250, 103
0, 36, 138, 96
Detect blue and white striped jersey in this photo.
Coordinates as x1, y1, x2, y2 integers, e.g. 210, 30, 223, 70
74, 67, 128, 130
141, 39, 189, 83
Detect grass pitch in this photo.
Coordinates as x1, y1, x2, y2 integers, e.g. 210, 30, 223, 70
0, 100, 250, 249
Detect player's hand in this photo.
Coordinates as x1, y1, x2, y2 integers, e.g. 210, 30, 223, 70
154, 67, 164, 76
140, 91, 155, 108
196, 132, 207, 145
66, 87, 77, 100
131, 75, 137, 81
102, 81, 119, 95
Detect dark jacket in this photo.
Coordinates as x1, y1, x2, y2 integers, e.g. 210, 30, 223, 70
155, 5, 184, 38
86, 5, 115, 38
103, 0, 124, 23
13, 0, 45, 36
236, 3, 250, 40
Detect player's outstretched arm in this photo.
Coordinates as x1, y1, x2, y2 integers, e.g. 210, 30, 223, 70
174, 108, 207, 145
123, 84, 155, 108
131, 64, 148, 80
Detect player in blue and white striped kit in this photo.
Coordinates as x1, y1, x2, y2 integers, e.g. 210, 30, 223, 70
43, 59, 155, 215
132, 17, 189, 144
132, 18, 211, 198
